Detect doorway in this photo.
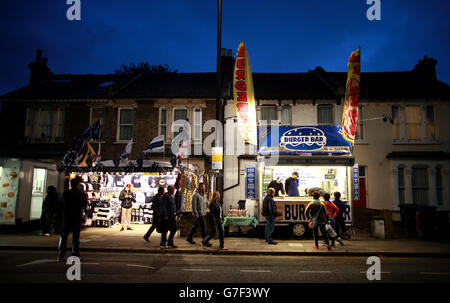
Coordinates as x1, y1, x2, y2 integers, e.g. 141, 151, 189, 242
30, 168, 47, 220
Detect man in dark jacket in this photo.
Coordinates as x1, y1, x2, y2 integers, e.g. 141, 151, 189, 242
160, 185, 178, 248
267, 177, 285, 197
262, 188, 278, 245
333, 191, 348, 239
41, 185, 59, 236
143, 186, 165, 242
57, 176, 88, 262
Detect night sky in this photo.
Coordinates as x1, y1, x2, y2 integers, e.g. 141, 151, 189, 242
0, 0, 449, 95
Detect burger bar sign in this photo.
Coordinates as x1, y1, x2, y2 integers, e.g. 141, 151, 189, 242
258, 126, 352, 154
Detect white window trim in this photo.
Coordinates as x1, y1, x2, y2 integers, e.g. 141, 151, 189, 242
193, 107, 202, 142
355, 105, 367, 144
317, 104, 334, 126
280, 105, 292, 126
172, 107, 189, 139
159, 107, 169, 141
392, 104, 438, 144
258, 105, 279, 126
116, 107, 134, 143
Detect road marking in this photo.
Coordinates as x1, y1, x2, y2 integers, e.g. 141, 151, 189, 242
181, 269, 212, 272
82, 262, 100, 265
240, 270, 272, 273
288, 243, 304, 247
127, 264, 155, 269
17, 259, 55, 267
420, 272, 450, 275
299, 270, 332, 274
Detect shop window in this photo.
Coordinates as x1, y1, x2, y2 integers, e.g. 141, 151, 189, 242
412, 166, 428, 205
355, 106, 365, 141
25, 108, 65, 142
159, 107, 168, 139
436, 166, 443, 206
398, 166, 405, 205
117, 108, 134, 141
30, 168, 47, 220
317, 104, 333, 125
260, 106, 278, 124
173, 108, 188, 138
193, 108, 202, 142
281, 106, 291, 125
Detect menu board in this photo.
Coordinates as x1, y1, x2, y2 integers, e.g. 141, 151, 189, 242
0, 158, 21, 225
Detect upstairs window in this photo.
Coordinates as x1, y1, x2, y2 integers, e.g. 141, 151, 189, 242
173, 108, 188, 138
260, 106, 278, 124
159, 107, 168, 139
355, 106, 365, 141
317, 104, 333, 125
193, 108, 202, 142
25, 108, 65, 142
281, 106, 291, 125
392, 105, 437, 143
117, 108, 134, 141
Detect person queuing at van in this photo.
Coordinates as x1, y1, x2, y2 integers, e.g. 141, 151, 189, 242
160, 185, 178, 248
322, 193, 344, 247
202, 192, 226, 250
262, 187, 278, 245
333, 192, 348, 239
119, 184, 135, 231
305, 187, 325, 197
285, 171, 300, 197
186, 183, 209, 245
305, 191, 331, 250
267, 177, 285, 197
143, 186, 165, 242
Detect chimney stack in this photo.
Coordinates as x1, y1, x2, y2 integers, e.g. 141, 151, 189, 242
413, 55, 437, 81
28, 49, 52, 84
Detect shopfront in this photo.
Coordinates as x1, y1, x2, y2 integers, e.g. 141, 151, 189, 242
67, 160, 217, 228
253, 125, 355, 237
0, 157, 59, 225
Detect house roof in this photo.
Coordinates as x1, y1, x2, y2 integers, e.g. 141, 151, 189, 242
327, 71, 450, 100
0, 74, 127, 101
1, 68, 449, 102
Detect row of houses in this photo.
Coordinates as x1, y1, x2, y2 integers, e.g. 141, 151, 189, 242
0, 49, 449, 234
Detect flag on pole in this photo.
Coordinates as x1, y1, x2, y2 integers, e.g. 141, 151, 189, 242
233, 41, 257, 145
78, 143, 97, 167
58, 120, 101, 172
341, 48, 361, 145
120, 138, 133, 163
144, 135, 165, 154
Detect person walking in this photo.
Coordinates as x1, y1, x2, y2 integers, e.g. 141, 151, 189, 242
160, 185, 178, 248
186, 183, 209, 245
285, 171, 300, 197
262, 187, 278, 245
41, 185, 59, 236
119, 184, 135, 231
333, 191, 348, 239
143, 186, 165, 242
322, 193, 344, 247
305, 191, 331, 250
57, 176, 88, 262
202, 192, 226, 249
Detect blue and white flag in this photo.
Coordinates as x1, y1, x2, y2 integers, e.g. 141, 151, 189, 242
81, 120, 101, 141
120, 138, 133, 161
144, 135, 164, 154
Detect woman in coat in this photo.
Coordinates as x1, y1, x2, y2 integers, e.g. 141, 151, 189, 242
40, 186, 59, 236
202, 192, 226, 250
305, 191, 331, 250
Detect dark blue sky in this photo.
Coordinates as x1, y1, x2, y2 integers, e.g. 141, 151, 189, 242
0, 0, 449, 95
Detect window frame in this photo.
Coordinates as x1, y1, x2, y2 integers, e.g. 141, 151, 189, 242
172, 107, 189, 139
116, 107, 134, 142
317, 104, 334, 126
159, 107, 168, 141
392, 105, 438, 143
411, 165, 429, 205
24, 108, 65, 143
193, 107, 202, 142
259, 105, 279, 125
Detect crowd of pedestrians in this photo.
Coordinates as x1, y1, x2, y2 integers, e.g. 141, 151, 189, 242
45, 174, 350, 262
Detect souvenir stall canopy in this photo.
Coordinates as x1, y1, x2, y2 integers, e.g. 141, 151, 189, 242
66, 160, 216, 227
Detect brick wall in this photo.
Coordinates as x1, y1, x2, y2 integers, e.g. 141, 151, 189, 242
353, 206, 393, 239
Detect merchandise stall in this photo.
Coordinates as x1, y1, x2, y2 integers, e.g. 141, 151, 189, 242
67, 160, 215, 228
254, 125, 355, 237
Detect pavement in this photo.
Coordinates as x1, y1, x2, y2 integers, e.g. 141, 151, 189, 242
1, 224, 450, 257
